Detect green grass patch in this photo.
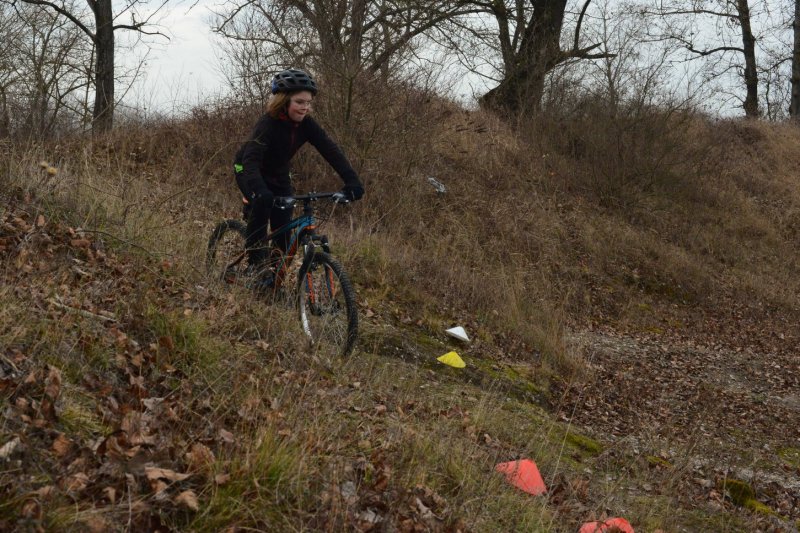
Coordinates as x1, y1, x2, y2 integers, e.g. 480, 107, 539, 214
145, 307, 225, 373
59, 386, 109, 437
185, 428, 309, 531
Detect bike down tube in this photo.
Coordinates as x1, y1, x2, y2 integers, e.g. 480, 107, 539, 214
270, 214, 313, 286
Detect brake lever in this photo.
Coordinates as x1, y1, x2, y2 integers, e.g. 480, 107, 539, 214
331, 192, 350, 204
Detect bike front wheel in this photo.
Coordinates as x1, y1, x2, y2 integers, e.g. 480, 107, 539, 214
297, 251, 358, 357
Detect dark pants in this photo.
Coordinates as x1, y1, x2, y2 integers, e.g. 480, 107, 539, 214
235, 171, 293, 266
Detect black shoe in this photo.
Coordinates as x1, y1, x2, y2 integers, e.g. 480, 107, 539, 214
244, 266, 275, 293
253, 273, 275, 292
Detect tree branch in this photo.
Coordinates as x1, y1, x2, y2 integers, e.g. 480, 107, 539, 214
112, 23, 167, 37
367, 7, 485, 73
561, 42, 616, 62
14, 0, 95, 39
573, 0, 591, 52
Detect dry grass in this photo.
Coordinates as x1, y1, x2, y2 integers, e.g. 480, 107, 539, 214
3, 84, 800, 530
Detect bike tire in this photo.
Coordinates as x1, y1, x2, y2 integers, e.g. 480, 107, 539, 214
206, 219, 248, 282
297, 251, 358, 357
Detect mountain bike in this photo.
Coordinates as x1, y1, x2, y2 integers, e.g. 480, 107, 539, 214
206, 191, 358, 356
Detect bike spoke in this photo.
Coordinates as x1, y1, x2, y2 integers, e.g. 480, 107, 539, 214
298, 253, 357, 356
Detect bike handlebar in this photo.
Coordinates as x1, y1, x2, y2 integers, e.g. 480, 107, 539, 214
274, 191, 349, 210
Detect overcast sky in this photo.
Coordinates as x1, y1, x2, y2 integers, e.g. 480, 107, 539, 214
118, 0, 775, 118
122, 0, 226, 114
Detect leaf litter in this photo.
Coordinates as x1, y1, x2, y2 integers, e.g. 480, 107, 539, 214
2, 193, 799, 532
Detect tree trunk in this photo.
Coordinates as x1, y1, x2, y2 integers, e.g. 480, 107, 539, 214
790, 0, 800, 118
0, 88, 9, 138
480, 0, 568, 115
737, 0, 759, 118
91, 0, 114, 134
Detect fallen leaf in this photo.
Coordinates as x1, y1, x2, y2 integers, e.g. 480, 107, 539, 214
52, 433, 72, 457
82, 515, 109, 533
185, 443, 215, 471
416, 497, 434, 520
45, 366, 62, 400
340, 481, 357, 504
103, 486, 117, 504
121, 412, 156, 446
63, 472, 89, 492
144, 466, 191, 482
35, 485, 56, 498
151, 479, 169, 494
215, 473, 230, 485
158, 336, 175, 352
21, 500, 40, 519
219, 429, 235, 444
174, 490, 199, 511
0, 437, 21, 459
358, 508, 382, 525
142, 397, 164, 411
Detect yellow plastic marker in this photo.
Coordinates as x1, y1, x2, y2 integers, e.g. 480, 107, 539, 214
437, 351, 466, 368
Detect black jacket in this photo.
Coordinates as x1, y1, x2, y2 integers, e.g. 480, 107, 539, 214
234, 113, 360, 190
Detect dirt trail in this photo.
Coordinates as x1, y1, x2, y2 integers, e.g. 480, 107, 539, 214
558, 322, 800, 526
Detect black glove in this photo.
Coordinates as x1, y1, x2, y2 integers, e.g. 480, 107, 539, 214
247, 179, 273, 206
342, 182, 364, 201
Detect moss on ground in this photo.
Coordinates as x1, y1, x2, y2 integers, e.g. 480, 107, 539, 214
744, 499, 776, 516
564, 432, 603, 457
720, 479, 755, 505
717, 479, 776, 516
646, 455, 673, 469
778, 447, 800, 468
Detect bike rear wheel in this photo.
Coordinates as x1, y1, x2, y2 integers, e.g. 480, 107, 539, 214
206, 219, 248, 283
297, 251, 358, 357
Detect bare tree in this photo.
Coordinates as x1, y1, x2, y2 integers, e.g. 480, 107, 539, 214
791, 0, 800, 117
0, 3, 23, 136
463, 0, 615, 115
0, 1, 92, 138
213, 0, 482, 120
646, 0, 788, 118
4, 0, 170, 133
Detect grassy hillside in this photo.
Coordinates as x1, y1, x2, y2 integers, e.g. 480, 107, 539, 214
1, 97, 799, 531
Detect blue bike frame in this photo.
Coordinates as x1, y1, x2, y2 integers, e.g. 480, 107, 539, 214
266, 194, 334, 288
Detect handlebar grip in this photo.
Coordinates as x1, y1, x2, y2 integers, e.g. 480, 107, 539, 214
274, 197, 296, 210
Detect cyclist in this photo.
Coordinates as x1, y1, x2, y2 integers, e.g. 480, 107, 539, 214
233, 68, 364, 287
